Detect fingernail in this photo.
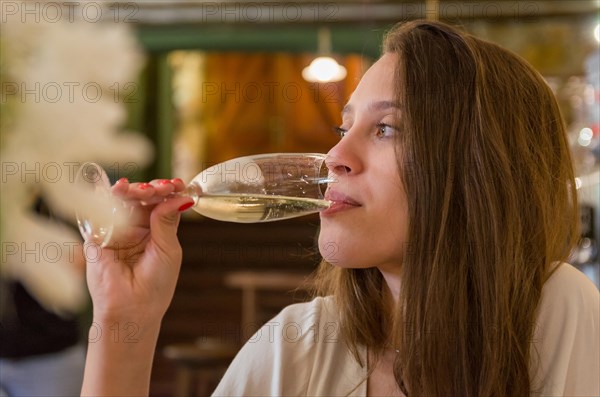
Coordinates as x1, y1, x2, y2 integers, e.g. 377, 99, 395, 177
158, 179, 172, 185
138, 183, 152, 190
171, 178, 184, 184
178, 201, 194, 212
116, 178, 128, 184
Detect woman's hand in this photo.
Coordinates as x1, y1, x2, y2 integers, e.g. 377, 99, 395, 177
81, 178, 194, 397
85, 177, 194, 325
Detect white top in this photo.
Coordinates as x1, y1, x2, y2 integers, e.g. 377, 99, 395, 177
213, 263, 599, 396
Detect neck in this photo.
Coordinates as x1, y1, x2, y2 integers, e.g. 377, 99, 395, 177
378, 265, 401, 302
378, 265, 402, 352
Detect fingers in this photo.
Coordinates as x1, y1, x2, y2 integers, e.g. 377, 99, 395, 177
107, 177, 193, 249
170, 178, 186, 192
150, 196, 194, 249
112, 179, 183, 206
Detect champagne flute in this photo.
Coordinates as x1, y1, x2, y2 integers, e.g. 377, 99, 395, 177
75, 153, 337, 247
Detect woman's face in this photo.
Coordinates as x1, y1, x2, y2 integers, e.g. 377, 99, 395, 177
318, 53, 409, 275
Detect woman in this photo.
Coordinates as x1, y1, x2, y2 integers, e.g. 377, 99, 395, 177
81, 21, 599, 396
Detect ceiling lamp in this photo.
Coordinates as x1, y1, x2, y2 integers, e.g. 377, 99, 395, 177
302, 28, 347, 83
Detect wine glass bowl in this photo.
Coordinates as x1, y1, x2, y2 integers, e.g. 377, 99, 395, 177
192, 153, 333, 223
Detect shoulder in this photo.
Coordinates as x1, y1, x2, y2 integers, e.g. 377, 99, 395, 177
539, 262, 599, 316
531, 263, 600, 396
242, 296, 342, 358
536, 262, 599, 340
272, 295, 339, 329
273, 295, 336, 320
213, 296, 358, 396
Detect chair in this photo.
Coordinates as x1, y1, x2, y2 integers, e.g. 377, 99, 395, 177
163, 337, 239, 397
163, 270, 310, 396
223, 270, 311, 339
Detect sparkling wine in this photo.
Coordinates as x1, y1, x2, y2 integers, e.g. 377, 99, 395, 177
193, 194, 331, 223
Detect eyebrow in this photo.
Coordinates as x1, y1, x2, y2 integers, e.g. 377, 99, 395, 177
341, 100, 400, 117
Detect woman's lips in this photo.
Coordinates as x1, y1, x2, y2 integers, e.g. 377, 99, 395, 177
321, 191, 361, 216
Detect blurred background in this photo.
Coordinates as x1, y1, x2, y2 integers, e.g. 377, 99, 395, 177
1, 1, 598, 396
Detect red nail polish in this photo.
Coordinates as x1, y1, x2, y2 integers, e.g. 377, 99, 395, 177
158, 179, 172, 185
138, 183, 152, 190
171, 178, 184, 184
178, 202, 194, 212
116, 177, 128, 184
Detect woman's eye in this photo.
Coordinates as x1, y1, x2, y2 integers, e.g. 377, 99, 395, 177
375, 123, 396, 138
333, 126, 348, 138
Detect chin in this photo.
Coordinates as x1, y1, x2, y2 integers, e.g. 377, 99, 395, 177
318, 222, 370, 266
317, 239, 356, 267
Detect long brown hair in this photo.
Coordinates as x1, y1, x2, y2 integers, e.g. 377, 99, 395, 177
313, 20, 579, 396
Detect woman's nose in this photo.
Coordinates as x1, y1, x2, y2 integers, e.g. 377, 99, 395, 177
325, 134, 362, 176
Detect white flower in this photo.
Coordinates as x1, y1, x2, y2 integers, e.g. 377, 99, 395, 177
1, 12, 153, 316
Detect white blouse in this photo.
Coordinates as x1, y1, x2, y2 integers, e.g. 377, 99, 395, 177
213, 263, 599, 396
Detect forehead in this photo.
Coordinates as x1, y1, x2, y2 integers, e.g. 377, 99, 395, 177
347, 53, 397, 105
343, 53, 398, 116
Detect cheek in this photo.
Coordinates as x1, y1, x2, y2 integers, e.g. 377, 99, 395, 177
370, 205, 409, 263
317, 159, 409, 267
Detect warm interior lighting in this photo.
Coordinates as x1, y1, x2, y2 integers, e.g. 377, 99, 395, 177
302, 56, 347, 83
302, 28, 347, 83
578, 127, 594, 147
595, 23, 600, 43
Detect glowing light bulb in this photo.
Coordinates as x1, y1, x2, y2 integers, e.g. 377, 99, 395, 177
578, 127, 593, 147
302, 57, 347, 83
